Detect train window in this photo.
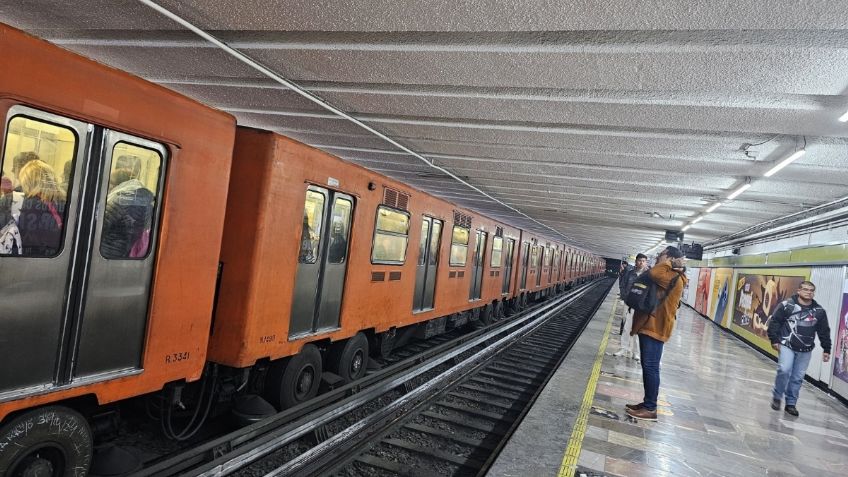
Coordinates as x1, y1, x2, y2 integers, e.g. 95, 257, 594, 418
490, 236, 503, 268
1, 115, 77, 257
371, 205, 409, 264
99, 142, 162, 259
530, 245, 539, 268
327, 197, 352, 264
449, 225, 469, 266
299, 190, 326, 263
544, 247, 552, 267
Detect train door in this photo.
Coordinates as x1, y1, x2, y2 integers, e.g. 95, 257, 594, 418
290, 186, 354, 337
413, 216, 442, 312
554, 249, 561, 282
535, 247, 544, 287
519, 241, 529, 289
468, 230, 487, 300
0, 105, 166, 393
501, 238, 515, 294
75, 132, 165, 378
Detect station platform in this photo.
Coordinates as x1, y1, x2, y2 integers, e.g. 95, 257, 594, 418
488, 288, 848, 477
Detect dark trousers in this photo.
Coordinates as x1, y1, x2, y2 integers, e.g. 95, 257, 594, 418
638, 334, 664, 411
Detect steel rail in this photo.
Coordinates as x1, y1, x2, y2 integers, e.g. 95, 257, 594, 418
156, 282, 598, 476
135, 283, 593, 476
255, 283, 602, 476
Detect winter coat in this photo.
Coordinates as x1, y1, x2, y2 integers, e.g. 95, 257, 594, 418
767, 295, 831, 353
101, 179, 154, 258
18, 195, 64, 256
630, 262, 687, 342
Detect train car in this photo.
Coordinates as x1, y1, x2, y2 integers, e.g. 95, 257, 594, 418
0, 23, 235, 473
208, 128, 529, 408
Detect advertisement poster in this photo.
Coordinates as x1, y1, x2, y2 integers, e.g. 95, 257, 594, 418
709, 268, 734, 327
834, 278, 848, 385
694, 268, 712, 315
731, 268, 810, 356
683, 267, 699, 306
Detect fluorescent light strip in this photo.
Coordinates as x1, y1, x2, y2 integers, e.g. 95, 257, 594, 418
727, 183, 751, 200
839, 110, 848, 122
764, 150, 806, 177
681, 224, 691, 231
691, 215, 705, 224
706, 202, 722, 213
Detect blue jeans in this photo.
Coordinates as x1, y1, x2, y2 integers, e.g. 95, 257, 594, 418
773, 345, 812, 406
638, 334, 664, 411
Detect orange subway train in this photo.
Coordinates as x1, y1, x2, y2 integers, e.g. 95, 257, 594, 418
0, 23, 603, 473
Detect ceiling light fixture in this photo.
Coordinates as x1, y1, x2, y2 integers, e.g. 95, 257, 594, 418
706, 202, 722, 213
681, 224, 692, 231
727, 179, 752, 200
691, 215, 705, 224
763, 150, 806, 177
839, 110, 848, 122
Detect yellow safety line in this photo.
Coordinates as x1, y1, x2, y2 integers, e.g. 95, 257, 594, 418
557, 299, 617, 477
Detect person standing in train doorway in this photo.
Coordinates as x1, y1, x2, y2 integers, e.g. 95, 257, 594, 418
614, 253, 649, 360
625, 246, 687, 421
767, 281, 831, 417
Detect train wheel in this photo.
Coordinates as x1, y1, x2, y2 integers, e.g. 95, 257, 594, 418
493, 301, 504, 321
473, 304, 494, 329
265, 344, 322, 409
328, 333, 369, 383
0, 406, 92, 477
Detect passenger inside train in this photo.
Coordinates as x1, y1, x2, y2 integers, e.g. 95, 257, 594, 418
17, 159, 65, 256
101, 153, 157, 259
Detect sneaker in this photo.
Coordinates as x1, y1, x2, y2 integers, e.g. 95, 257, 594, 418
784, 405, 799, 417
625, 402, 645, 411
626, 407, 657, 421
770, 398, 781, 411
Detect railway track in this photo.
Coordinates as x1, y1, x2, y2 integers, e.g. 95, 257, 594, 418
135, 278, 612, 476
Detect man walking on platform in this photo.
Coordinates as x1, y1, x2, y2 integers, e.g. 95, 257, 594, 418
614, 253, 648, 359
768, 281, 831, 417
625, 246, 687, 421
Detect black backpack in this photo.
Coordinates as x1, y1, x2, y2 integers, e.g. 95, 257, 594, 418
625, 272, 680, 313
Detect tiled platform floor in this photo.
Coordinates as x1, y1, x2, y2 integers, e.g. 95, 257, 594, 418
576, 301, 848, 477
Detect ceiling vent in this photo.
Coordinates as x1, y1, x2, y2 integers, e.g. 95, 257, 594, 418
453, 210, 472, 228
383, 187, 410, 211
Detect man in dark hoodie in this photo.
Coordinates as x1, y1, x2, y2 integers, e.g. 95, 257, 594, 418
767, 281, 831, 417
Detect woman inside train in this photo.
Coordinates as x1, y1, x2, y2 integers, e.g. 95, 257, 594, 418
17, 159, 66, 256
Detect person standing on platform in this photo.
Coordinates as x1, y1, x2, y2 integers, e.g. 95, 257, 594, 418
617, 260, 634, 334
614, 253, 648, 360
767, 281, 831, 417
625, 246, 687, 421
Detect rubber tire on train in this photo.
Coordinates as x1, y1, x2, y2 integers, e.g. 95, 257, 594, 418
264, 344, 323, 409
0, 406, 92, 477
492, 301, 504, 321
327, 333, 369, 383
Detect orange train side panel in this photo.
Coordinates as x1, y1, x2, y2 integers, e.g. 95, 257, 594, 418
210, 130, 524, 368
0, 24, 235, 420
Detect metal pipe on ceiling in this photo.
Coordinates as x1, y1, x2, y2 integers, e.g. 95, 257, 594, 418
137, 0, 588, 251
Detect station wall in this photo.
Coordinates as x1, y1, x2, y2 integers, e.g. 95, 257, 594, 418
681, 225, 848, 402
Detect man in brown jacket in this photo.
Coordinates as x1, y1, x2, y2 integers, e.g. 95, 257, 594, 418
625, 246, 688, 421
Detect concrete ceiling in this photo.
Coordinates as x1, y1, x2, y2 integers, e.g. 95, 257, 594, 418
3, 0, 848, 258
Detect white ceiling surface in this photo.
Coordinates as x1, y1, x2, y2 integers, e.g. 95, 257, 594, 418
3, 1, 848, 258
